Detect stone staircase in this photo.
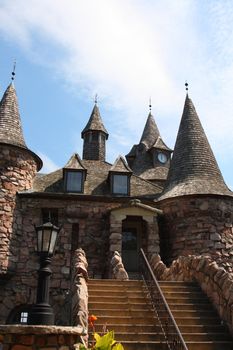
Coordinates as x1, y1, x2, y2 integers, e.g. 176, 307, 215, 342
88, 279, 233, 350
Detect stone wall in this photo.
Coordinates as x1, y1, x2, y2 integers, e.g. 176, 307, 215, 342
157, 195, 233, 271
0, 145, 38, 275
150, 253, 233, 335
0, 196, 118, 324
0, 325, 84, 350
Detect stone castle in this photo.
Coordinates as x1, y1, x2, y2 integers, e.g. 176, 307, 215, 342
0, 79, 233, 337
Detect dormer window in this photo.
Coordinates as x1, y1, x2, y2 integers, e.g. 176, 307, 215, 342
64, 170, 84, 193
111, 174, 130, 195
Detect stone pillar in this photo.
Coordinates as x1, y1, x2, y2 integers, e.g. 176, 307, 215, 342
144, 216, 160, 258
109, 214, 126, 254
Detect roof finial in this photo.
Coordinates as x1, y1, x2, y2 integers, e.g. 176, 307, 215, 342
11, 60, 16, 81
185, 81, 189, 93
94, 94, 98, 105
149, 97, 152, 113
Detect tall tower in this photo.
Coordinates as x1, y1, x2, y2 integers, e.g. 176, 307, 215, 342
126, 111, 172, 186
81, 103, 108, 161
158, 93, 233, 266
0, 82, 42, 275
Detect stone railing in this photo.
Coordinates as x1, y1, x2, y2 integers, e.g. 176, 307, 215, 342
110, 251, 129, 280
0, 324, 84, 350
71, 248, 88, 344
150, 254, 233, 335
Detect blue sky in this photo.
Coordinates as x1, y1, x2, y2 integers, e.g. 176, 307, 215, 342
0, 0, 233, 190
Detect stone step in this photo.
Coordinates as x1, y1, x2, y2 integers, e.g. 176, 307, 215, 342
182, 333, 232, 341
89, 301, 151, 310
88, 308, 154, 317
89, 295, 150, 303
178, 324, 229, 333
159, 281, 197, 287
162, 291, 204, 298
158, 310, 218, 319
185, 341, 233, 350
88, 279, 142, 286
169, 303, 213, 311
165, 296, 211, 304
94, 315, 158, 324
88, 284, 145, 291
88, 289, 146, 297
89, 332, 163, 342
160, 285, 202, 292
119, 340, 165, 350
93, 324, 160, 333
172, 317, 222, 326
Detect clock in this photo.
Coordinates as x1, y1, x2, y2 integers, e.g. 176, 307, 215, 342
158, 152, 167, 164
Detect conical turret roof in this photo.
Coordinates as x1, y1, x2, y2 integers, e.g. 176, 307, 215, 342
139, 112, 160, 149
81, 104, 108, 139
0, 83, 27, 148
159, 94, 232, 199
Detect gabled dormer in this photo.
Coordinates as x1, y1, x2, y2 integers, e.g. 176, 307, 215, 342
150, 136, 172, 168
109, 156, 132, 196
81, 103, 108, 161
63, 153, 87, 193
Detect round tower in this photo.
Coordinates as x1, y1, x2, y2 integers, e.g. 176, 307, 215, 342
0, 82, 42, 275
157, 94, 233, 271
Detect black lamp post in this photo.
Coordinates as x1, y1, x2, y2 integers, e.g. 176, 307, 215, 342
28, 222, 60, 325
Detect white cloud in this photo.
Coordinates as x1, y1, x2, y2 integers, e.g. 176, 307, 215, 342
0, 0, 233, 184
37, 152, 59, 173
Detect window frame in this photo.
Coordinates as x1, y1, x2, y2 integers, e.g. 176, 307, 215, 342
64, 169, 85, 193
111, 173, 130, 196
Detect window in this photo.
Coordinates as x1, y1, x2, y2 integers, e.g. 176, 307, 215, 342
6, 305, 31, 325
65, 170, 83, 193
112, 174, 129, 195
20, 312, 28, 324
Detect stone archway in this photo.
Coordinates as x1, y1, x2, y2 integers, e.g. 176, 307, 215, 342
109, 200, 162, 274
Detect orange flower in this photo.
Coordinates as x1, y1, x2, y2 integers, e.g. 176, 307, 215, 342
88, 314, 98, 328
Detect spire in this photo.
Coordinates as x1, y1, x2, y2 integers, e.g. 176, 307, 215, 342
160, 95, 231, 199
0, 83, 27, 148
139, 112, 160, 149
81, 104, 108, 139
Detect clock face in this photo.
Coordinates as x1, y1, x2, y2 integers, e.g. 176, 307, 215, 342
158, 152, 167, 164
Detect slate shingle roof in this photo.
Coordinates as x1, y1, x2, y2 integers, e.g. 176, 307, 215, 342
31, 158, 162, 197
110, 156, 132, 173
81, 104, 108, 138
0, 83, 42, 170
0, 83, 27, 148
159, 95, 232, 199
139, 112, 160, 149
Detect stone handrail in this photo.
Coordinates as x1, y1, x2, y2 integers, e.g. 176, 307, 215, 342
71, 248, 88, 343
150, 253, 233, 335
110, 251, 129, 280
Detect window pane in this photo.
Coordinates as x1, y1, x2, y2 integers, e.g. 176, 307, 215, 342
66, 172, 82, 192
113, 175, 128, 194
20, 311, 28, 324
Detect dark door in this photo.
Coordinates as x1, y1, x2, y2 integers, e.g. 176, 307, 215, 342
122, 228, 139, 272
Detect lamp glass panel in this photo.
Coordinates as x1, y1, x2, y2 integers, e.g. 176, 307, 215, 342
49, 230, 58, 254
37, 229, 43, 252
42, 228, 52, 253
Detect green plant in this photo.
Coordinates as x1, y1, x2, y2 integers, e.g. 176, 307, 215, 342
79, 315, 124, 350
